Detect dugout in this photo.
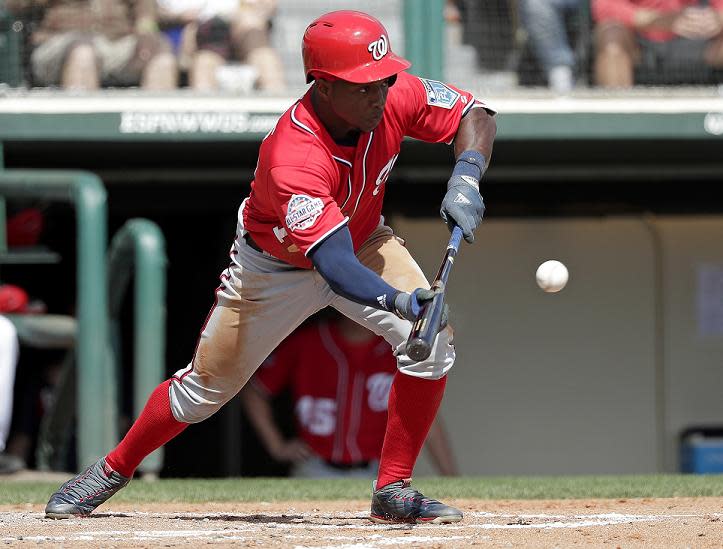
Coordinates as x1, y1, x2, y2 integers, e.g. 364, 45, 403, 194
1, 91, 722, 478
1, 0, 723, 479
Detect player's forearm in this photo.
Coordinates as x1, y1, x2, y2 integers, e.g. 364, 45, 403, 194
239, 387, 287, 456
309, 226, 400, 312
441, 107, 494, 243
453, 107, 496, 163
632, 8, 677, 30
424, 417, 459, 476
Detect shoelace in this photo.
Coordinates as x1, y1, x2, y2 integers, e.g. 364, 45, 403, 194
380, 484, 438, 505
61, 466, 115, 501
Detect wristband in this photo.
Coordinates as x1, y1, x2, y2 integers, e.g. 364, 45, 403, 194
452, 150, 487, 186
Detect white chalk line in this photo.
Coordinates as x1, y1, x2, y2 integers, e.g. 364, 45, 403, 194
1, 510, 718, 545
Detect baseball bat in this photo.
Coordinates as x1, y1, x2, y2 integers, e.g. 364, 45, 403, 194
405, 225, 464, 362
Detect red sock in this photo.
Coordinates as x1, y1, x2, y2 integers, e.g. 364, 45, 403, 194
106, 379, 187, 477
376, 372, 447, 488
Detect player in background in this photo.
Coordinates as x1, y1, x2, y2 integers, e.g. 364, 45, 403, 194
45, 10, 496, 524
240, 311, 459, 479
0, 314, 21, 473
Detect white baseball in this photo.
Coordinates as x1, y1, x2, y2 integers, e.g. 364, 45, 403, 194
536, 260, 569, 293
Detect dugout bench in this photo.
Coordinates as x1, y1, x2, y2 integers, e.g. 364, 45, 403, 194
0, 171, 167, 474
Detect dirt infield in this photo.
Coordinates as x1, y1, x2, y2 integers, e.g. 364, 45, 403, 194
1, 497, 722, 548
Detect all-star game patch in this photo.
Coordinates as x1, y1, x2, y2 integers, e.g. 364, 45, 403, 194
419, 78, 460, 109
285, 194, 324, 232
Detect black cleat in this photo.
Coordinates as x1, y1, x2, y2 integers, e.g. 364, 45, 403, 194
45, 458, 130, 519
370, 479, 463, 524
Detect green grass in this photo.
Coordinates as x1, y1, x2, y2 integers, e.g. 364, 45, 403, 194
2, 475, 723, 505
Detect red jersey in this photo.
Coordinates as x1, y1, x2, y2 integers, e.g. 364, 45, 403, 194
250, 321, 397, 464
241, 71, 488, 268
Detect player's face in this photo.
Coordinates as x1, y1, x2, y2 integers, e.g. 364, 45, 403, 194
329, 78, 391, 133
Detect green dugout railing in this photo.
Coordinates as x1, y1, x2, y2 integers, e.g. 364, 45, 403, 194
0, 170, 116, 468
108, 219, 167, 476
0, 6, 23, 87
0, 170, 168, 473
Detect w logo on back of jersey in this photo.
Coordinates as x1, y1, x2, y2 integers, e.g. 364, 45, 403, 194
367, 35, 388, 61
367, 373, 393, 412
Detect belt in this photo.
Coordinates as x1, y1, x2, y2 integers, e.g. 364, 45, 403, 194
324, 460, 370, 471
243, 233, 264, 253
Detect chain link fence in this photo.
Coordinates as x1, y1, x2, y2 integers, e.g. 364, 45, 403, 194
1, 1, 721, 94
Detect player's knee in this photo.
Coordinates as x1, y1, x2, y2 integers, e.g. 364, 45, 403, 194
168, 377, 228, 424
397, 326, 455, 380
66, 43, 97, 71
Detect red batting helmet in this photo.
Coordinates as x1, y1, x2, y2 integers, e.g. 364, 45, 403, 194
0, 284, 29, 313
302, 10, 411, 84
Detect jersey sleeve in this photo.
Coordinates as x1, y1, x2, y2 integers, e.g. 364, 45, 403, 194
267, 161, 348, 256
251, 336, 297, 396
394, 73, 495, 145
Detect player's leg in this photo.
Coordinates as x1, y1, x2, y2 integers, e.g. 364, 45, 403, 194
95, 33, 177, 90
30, 33, 99, 90
661, 37, 716, 83
705, 33, 723, 68
593, 21, 638, 87
333, 225, 455, 378
190, 18, 231, 91
46, 240, 328, 518
230, 4, 285, 91
331, 225, 461, 523
0, 316, 19, 454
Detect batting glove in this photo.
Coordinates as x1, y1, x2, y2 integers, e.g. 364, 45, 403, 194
440, 176, 485, 244
394, 288, 449, 329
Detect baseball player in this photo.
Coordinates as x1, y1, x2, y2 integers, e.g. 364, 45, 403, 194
0, 314, 21, 473
45, 9, 496, 524
240, 311, 459, 479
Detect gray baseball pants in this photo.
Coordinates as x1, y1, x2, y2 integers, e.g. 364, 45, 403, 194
169, 223, 455, 423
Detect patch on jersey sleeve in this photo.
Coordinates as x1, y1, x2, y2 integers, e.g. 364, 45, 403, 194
419, 78, 460, 110
285, 194, 324, 232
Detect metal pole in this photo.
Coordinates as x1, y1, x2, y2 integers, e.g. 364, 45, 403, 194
0, 170, 115, 468
404, 0, 445, 80
107, 218, 167, 475
132, 219, 166, 475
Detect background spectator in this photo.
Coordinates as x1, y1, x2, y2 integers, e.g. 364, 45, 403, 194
6, 0, 177, 90
0, 203, 43, 469
457, 0, 516, 73
518, 0, 583, 93
240, 311, 459, 479
0, 282, 50, 475
157, 0, 285, 92
0, 204, 70, 474
593, 0, 723, 87
0, 313, 21, 473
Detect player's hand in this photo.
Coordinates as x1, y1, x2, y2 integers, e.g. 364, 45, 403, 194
673, 7, 722, 39
269, 439, 312, 463
440, 175, 485, 243
394, 288, 448, 329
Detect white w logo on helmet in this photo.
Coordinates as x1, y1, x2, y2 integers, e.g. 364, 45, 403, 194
367, 35, 389, 61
